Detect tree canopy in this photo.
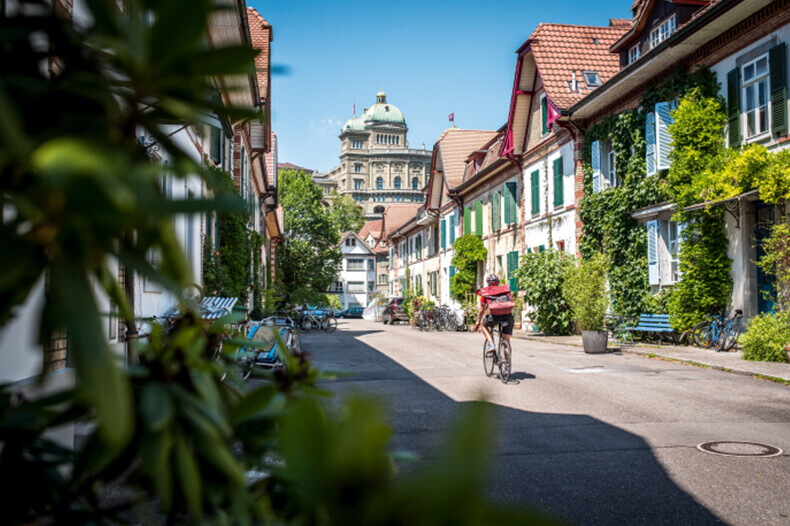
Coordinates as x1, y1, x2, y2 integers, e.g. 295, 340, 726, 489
328, 191, 366, 234
277, 169, 342, 305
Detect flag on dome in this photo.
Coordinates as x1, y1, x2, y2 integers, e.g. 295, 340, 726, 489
449, 113, 454, 122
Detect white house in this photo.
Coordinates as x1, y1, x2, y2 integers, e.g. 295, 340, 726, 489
333, 232, 377, 309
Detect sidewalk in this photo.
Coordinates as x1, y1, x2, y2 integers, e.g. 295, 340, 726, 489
513, 331, 790, 384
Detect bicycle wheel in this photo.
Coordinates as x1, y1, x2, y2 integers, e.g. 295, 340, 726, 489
498, 339, 511, 383
725, 319, 742, 350
483, 340, 496, 377
323, 316, 337, 333
692, 321, 712, 348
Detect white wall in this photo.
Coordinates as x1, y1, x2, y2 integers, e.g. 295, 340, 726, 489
522, 141, 576, 254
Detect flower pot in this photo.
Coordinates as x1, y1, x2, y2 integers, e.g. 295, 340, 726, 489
582, 330, 609, 354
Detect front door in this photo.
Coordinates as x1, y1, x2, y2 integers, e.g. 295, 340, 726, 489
754, 202, 776, 314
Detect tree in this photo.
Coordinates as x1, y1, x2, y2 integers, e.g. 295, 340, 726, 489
329, 191, 366, 234
277, 169, 342, 305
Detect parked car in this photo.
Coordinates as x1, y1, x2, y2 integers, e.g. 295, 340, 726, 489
382, 297, 409, 324
337, 307, 364, 318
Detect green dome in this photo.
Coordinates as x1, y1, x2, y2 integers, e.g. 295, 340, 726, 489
361, 90, 405, 124
342, 117, 366, 132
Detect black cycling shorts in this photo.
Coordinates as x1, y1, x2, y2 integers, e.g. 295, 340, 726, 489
483, 313, 514, 335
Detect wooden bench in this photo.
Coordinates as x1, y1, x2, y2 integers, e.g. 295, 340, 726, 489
622, 314, 676, 344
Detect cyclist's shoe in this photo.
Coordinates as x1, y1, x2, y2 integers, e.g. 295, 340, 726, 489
485, 341, 496, 355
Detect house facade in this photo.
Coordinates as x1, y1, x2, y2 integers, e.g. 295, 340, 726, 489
569, 0, 790, 320
332, 232, 378, 309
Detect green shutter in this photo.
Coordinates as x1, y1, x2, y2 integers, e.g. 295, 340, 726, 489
770, 43, 787, 135
449, 265, 456, 278
541, 96, 548, 135
475, 201, 483, 236
530, 170, 540, 216
504, 183, 516, 224
727, 68, 740, 147
553, 157, 564, 207
507, 250, 519, 291
450, 212, 456, 244
440, 219, 446, 249
210, 127, 221, 164
464, 207, 471, 235
539, 245, 545, 253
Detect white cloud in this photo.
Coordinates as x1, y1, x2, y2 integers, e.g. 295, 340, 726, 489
309, 117, 344, 135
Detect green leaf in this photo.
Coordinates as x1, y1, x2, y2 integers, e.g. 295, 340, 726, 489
140, 383, 173, 432
174, 431, 202, 517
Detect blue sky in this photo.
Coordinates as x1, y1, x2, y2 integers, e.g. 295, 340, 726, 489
250, 1, 631, 173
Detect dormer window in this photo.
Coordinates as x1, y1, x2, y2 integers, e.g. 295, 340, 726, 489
649, 15, 676, 49
583, 71, 601, 87
629, 44, 641, 64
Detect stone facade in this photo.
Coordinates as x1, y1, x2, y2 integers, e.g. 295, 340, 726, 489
319, 91, 432, 218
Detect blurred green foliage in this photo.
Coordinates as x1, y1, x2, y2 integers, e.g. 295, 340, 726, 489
0, 2, 555, 524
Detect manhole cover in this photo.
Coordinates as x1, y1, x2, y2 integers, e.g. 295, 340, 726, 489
697, 441, 782, 457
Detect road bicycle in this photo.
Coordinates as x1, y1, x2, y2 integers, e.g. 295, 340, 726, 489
714, 309, 743, 352
483, 320, 511, 383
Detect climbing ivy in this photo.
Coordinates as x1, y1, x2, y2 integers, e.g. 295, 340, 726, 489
578, 66, 720, 318
450, 234, 487, 301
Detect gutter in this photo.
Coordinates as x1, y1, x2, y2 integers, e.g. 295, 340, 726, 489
565, 0, 742, 118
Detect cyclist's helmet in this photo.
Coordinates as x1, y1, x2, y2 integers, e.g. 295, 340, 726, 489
485, 274, 500, 286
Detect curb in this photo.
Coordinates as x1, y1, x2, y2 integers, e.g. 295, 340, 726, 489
513, 333, 790, 386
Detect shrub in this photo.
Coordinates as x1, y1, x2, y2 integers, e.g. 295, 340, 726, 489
741, 312, 790, 362
760, 223, 790, 311
564, 253, 608, 331
513, 250, 574, 335
450, 235, 487, 301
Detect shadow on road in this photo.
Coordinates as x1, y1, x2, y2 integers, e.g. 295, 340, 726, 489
296, 324, 722, 525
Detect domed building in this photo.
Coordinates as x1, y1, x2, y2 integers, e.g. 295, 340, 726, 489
316, 90, 431, 218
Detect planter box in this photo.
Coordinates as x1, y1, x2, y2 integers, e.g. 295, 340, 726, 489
582, 330, 609, 354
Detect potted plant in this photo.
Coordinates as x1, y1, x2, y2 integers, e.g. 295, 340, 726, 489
564, 253, 609, 354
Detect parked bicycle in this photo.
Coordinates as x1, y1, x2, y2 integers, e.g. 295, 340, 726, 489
297, 309, 337, 333
692, 309, 743, 351
483, 320, 511, 383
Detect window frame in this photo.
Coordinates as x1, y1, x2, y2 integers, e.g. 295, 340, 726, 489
607, 149, 617, 189
649, 14, 676, 49
628, 44, 641, 64
347, 258, 365, 271
740, 52, 771, 140
583, 71, 601, 87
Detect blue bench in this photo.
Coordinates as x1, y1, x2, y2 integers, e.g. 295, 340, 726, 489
623, 314, 676, 344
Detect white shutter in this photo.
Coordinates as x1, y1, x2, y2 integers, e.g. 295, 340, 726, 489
591, 140, 602, 193
647, 220, 660, 286
655, 102, 674, 171
645, 112, 656, 176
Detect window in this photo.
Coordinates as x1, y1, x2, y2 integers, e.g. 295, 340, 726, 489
379, 274, 387, 284
354, 164, 362, 173
347, 282, 365, 293
583, 71, 601, 87
629, 44, 641, 64
607, 149, 617, 188
376, 177, 383, 190
331, 281, 343, 292
411, 177, 419, 190
368, 259, 375, 270
394, 176, 402, 189
668, 221, 679, 283
352, 140, 363, 149
540, 94, 549, 135
649, 15, 676, 49
354, 179, 362, 189
347, 258, 365, 270
742, 54, 770, 138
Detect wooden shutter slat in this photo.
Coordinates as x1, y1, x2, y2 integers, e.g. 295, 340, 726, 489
591, 140, 602, 192
475, 201, 483, 236
645, 114, 657, 176
655, 102, 674, 171
553, 157, 564, 207
530, 171, 539, 216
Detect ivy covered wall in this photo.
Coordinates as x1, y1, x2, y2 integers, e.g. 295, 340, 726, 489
578, 66, 723, 318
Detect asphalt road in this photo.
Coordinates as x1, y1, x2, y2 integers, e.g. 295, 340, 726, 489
296, 318, 790, 525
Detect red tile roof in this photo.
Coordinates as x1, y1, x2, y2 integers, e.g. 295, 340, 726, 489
436, 128, 499, 189
528, 23, 630, 109
381, 204, 422, 238
358, 219, 383, 240
246, 8, 272, 105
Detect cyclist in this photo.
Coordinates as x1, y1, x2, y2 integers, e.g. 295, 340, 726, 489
474, 274, 515, 355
